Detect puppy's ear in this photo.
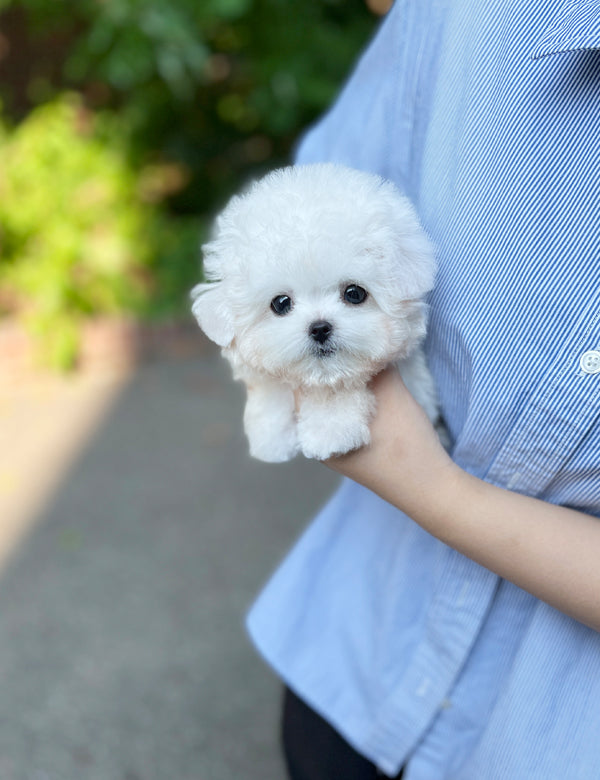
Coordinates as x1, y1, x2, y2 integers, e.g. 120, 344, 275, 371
191, 283, 234, 347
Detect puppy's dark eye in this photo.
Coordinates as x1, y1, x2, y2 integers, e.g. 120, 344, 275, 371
271, 294, 293, 316
343, 284, 368, 305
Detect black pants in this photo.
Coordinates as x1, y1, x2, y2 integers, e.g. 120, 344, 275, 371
282, 687, 404, 780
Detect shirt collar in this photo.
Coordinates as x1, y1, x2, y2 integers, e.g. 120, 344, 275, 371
531, 0, 600, 59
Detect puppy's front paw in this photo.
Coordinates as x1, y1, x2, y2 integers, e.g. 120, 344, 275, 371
299, 423, 370, 461
297, 389, 373, 460
244, 381, 299, 463
246, 421, 299, 463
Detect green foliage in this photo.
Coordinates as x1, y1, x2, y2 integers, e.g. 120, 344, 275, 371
0, 95, 202, 368
1, 0, 376, 211
0, 0, 376, 369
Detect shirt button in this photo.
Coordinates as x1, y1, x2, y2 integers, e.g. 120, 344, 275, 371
580, 350, 600, 374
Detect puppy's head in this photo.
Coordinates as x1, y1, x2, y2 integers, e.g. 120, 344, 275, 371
192, 163, 435, 387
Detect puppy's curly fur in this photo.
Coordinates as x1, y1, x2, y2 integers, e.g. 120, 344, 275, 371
191, 163, 438, 462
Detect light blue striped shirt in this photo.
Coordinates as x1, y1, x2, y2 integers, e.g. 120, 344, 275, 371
247, 1, 600, 777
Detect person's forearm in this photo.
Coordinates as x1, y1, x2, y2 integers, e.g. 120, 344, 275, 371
376, 463, 600, 631
327, 370, 600, 632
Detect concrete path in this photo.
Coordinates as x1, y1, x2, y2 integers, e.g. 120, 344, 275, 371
0, 345, 338, 780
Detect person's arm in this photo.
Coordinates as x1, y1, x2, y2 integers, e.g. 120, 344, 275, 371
326, 368, 600, 632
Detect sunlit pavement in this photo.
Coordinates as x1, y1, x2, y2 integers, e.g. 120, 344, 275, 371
0, 346, 338, 780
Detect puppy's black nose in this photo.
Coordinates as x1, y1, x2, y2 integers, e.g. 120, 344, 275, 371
309, 320, 333, 344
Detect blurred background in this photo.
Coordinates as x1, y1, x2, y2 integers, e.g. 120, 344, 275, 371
0, 0, 391, 778
0, 0, 387, 371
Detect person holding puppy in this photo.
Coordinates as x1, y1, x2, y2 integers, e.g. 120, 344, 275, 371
247, 1, 600, 778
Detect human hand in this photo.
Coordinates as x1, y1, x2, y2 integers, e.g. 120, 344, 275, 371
325, 367, 460, 519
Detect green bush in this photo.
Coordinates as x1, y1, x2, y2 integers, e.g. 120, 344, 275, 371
0, 94, 202, 369
0, 0, 376, 213
0, 1, 376, 369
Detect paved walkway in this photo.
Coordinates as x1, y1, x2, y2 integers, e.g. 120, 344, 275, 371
0, 345, 338, 780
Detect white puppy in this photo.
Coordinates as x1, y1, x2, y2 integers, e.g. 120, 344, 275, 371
191, 163, 439, 462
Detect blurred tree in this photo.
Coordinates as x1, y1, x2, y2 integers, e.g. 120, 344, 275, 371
0, 0, 377, 213
0, 0, 378, 368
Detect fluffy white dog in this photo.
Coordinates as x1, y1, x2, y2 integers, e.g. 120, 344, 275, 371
191, 163, 439, 462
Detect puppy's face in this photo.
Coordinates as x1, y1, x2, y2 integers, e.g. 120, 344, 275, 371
192, 164, 435, 388
228, 249, 426, 387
